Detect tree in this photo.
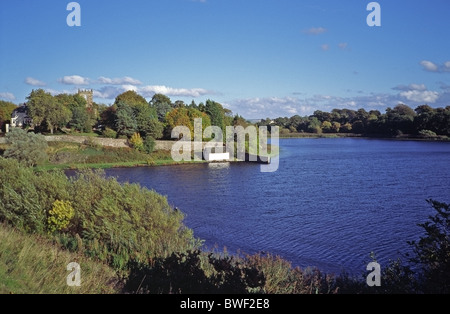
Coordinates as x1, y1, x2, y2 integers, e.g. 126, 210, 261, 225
288, 115, 304, 132
115, 102, 137, 137
56, 93, 94, 133
233, 115, 250, 128
150, 94, 173, 122
55, 93, 87, 112
321, 121, 333, 133
386, 104, 416, 135
274, 117, 289, 129
4, 128, 48, 167
307, 117, 322, 134
135, 105, 164, 139
166, 107, 211, 138
174, 100, 186, 108
0, 100, 17, 131
351, 120, 365, 134
114, 90, 148, 108
340, 122, 352, 133
27, 89, 71, 134
205, 100, 226, 132
47, 100, 72, 134
188, 100, 198, 110
70, 107, 93, 133
332, 122, 341, 133
313, 110, 332, 123
99, 105, 117, 129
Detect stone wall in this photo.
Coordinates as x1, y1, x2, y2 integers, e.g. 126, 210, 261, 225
0, 136, 221, 151
44, 136, 129, 148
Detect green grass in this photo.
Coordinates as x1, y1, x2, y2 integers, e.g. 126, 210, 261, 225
0, 224, 119, 294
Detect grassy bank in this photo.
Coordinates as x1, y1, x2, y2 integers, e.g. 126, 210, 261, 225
34, 141, 194, 171
0, 224, 119, 294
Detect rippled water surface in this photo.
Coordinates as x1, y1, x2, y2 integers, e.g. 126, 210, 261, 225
103, 138, 450, 273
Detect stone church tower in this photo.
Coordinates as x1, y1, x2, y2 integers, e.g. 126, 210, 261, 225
77, 89, 93, 108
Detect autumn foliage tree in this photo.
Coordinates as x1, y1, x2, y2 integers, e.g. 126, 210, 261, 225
166, 107, 211, 138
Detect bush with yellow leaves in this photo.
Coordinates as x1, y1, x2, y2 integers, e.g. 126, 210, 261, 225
129, 132, 144, 152
47, 200, 74, 233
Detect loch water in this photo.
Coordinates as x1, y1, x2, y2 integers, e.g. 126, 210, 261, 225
103, 138, 450, 274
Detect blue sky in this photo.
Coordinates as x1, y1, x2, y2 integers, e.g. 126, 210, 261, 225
1, 0, 449, 118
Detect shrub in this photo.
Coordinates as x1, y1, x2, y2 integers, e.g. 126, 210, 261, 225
83, 137, 102, 149
4, 128, 48, 167
409, 200, 450, 293
68, 169, 196, 270
124, 250, 264, 294
0, 159, 196, 271
280, 128, 291, 135
47, 200, 74, 233
143, 136, 156, 154
418, 130, 437, 138
102, 127, 117, 139
147, 157, 156, 166
129, 132, 144, 151
0, 158, 69, 233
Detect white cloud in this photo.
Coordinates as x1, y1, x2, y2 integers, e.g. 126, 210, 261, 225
303, 27, 327, 35
58, 75, 90, 85
399, 90, 439, 103
97, 76, 142, 85
92, 85, 213, 100
122, 84, 139, 92
45, 88, 77, 96
393, 84, 439, 103
139, 85, 211, 98
420, 60, 450, 73
445, 61, 450, 71
228, 97, 317, 118
93, 86, 127, 99
0, 92, 15, 101
420, 60, 439, 72
393, 84, 427, 91
321, 44, 330, 51
25, 77, 46, 87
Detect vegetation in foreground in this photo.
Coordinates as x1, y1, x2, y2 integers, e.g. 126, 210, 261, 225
0, 224, 119, 294
0, 157, 449, 294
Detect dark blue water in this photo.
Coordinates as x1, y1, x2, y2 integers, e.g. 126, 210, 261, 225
103, 138, 450, 274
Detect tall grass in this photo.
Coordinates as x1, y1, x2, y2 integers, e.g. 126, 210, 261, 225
0, 224, 119, 294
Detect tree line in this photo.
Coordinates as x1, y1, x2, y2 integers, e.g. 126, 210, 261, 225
260, 104, 450, 137
2, 91, 449, 140
1, 90, 251, 145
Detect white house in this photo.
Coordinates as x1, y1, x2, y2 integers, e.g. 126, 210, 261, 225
11, 105, 32, 128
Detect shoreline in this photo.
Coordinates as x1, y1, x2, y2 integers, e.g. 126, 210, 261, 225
33, 135, 449, 171
278, 132, 450, 141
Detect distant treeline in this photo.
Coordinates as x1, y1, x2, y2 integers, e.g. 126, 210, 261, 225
258, 104, 450, 137
2, 92, 449, 140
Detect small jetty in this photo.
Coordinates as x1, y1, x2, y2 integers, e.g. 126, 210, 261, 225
203, 151, 271, 164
